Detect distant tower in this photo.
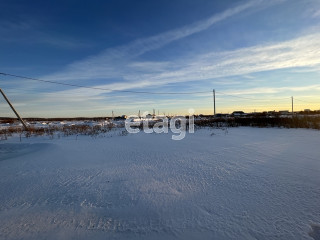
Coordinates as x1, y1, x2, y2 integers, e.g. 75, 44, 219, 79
291, 96, 294, 116
213, 89, 216, 116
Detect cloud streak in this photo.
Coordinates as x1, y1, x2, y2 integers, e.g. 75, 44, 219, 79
34, 0, 320, 100
44, 0, 266, 81
48, 31, 320, 98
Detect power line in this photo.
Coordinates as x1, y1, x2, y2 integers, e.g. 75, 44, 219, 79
0, 72, 210, 95
1, 72, 318, 104
216, 91, 258, 100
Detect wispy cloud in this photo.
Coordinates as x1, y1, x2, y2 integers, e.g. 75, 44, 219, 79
44, 0, 270, 81
36, 0, 320, 99
47, 31, 320, 98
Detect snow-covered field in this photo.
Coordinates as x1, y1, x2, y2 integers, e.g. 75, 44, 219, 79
0, 127, 319, 240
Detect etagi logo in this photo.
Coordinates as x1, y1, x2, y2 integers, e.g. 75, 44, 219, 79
125, 109, 195, 140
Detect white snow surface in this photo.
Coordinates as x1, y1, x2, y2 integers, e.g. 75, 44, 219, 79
0, 127, 319, 240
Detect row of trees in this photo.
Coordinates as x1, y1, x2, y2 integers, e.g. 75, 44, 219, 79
195, 116, 320, 129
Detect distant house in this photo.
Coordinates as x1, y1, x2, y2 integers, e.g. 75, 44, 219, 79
232, 111, 246, 117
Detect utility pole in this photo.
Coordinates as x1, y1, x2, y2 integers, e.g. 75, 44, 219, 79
213, 89, 216, 116
0, 88, 28, 130
291, 96, 294, 117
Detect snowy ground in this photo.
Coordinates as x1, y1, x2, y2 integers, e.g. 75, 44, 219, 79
0, 127, 319, 240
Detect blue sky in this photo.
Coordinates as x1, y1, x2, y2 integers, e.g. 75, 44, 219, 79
1, 0, 320, 117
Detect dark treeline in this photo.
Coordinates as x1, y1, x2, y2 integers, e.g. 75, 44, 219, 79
0, 116, 128, 123
195, 116, 320, 130
1, 116, 320, 131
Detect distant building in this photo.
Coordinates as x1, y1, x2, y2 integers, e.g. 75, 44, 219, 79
232, 111, 246, 117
